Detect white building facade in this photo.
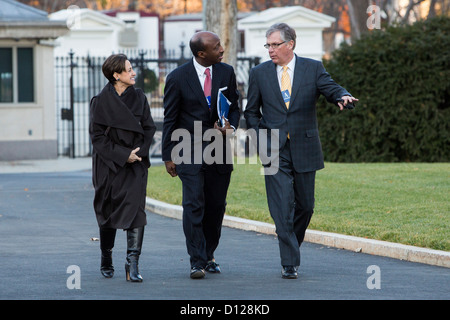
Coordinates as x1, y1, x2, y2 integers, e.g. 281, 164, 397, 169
49, 8, 160, 58
0, 0, 67, 161
239, 6, 335, 62
163, 6, 335, 62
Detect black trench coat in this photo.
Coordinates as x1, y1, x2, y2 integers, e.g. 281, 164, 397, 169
89, 83, 156, 229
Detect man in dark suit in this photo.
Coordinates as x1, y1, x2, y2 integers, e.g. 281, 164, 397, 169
162, 31, 240, 279
244, 23, 358, 279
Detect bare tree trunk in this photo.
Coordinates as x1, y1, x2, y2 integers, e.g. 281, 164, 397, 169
428, 0, 438, 18
220, 0, 237, 68
347, 0, 372, 41
402, 0, 426, 23
346, 0, 361, 40
203, 0, 221, 34
203, 0, 237, 68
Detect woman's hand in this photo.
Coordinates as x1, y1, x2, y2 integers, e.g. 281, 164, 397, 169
127, 147, 142, 163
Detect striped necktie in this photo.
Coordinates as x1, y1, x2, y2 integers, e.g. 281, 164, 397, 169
281, 66, 291, 109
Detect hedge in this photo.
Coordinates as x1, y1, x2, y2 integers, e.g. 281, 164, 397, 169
317, 16, 450, 162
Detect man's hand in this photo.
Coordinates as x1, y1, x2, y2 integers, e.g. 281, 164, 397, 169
127, 147, 142, 163
337, 96, 359, 110
164, 160, 177, 177
214, 117, 234, 136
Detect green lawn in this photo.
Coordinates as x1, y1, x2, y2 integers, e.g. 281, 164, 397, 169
147, 161, 449, 251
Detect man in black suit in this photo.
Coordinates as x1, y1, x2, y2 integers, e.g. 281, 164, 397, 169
245, 23, 358, 279
162, 31, 240, 279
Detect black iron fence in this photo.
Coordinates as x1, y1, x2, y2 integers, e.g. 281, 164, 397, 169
54, 48, 260, 158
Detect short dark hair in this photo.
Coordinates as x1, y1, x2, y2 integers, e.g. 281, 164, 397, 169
266, 23, 297, 50
102, 54, 128, 83
189, 33, 206, 57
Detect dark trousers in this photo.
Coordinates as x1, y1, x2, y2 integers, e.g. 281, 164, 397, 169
178, 164, 231, 268
265, 140, 316, 267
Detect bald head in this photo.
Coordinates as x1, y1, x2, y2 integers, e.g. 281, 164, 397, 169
189, 31, 224, 67
190, 31, 219, 57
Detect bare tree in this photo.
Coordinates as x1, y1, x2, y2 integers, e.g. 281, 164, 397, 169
376, 0, 449, 25
203, 0, 238, 68
346, 0, 375, 40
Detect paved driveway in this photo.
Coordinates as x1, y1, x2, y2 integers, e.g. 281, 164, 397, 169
0, 170, 448, 303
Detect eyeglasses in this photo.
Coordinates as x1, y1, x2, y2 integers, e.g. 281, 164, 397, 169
264, 41, 286, 49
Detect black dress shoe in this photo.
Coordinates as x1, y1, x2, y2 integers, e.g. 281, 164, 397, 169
190, 267, 206, 279
281, 266, 298, 279
205, 261, 221, 273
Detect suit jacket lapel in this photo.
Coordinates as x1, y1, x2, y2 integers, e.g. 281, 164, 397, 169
290, 55, 308, 107
211, 63, 223, 117
267, 62, 286, 110
186, 60, 210, 110
211, 64, 220, 106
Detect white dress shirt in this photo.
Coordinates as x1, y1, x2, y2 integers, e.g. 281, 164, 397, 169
193, 57, 212, 91
276, 55, 296, 90
192, 57, 236, 131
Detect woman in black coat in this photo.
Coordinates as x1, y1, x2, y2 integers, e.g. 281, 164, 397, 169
89, 54, 156, 282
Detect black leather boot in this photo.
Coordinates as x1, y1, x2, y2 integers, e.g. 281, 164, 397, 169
125, 226, 144, 282
100, 227, 116, 278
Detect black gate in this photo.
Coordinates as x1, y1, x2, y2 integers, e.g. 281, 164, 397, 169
55, 47, 259, 158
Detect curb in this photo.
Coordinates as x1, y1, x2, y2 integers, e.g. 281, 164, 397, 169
145, 197, 450, 269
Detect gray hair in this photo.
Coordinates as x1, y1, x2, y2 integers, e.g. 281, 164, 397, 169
266, 23, 297, 49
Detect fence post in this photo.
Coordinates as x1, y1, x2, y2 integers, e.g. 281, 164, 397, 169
137, 50, 146, 90
178, 42, 188, 66
69, 50, 76, 158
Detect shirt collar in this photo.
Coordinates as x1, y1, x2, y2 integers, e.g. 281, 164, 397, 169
193, 57, 212, 78
277, 55, 296, 73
